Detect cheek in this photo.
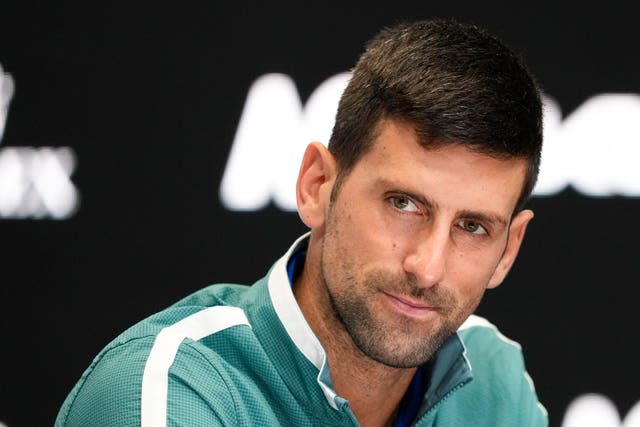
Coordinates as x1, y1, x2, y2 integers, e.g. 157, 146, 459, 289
328, 194, 410, 278
448, 250, 501, 296
332, 202, 390, 255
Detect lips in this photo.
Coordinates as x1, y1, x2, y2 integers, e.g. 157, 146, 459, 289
382, 292, 437, 317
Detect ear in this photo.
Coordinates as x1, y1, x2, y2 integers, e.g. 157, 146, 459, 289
487, 209, 534, 289
296, 142, 338, 229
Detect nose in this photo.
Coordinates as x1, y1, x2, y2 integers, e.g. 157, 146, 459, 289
402, 225, 449, 288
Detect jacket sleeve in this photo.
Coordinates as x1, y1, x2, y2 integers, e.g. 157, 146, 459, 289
54, 336, 234, 427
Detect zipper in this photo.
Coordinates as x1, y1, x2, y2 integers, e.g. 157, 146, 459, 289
411, 378, 472, 426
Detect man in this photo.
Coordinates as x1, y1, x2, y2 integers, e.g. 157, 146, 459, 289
56, 18, 548, 426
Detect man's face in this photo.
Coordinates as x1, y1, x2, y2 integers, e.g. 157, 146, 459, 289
318, 119, 530, 368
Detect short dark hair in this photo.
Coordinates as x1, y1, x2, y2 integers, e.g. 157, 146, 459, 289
328, 19, 543, 213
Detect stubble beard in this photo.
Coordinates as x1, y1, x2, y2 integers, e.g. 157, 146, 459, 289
323, 267, 460, 369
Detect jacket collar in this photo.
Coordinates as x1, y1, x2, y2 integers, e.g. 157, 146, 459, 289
267, 233, 473, 414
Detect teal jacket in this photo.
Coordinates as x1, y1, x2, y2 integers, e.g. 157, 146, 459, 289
56, 235, 548, 426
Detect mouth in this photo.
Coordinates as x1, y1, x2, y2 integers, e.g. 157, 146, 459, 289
382, 292, 437, 318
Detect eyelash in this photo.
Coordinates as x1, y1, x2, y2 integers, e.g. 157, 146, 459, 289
388, 195, 421, 214
388, 194, 490, 236
457, 219, 489, 236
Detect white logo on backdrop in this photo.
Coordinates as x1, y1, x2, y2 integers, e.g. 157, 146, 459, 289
0, 63, 78, 219
538, 94, 640, 196
220, 73, 640, 211
0, 64, 13, 141
562, 394, 640, 427
0, 147, 77, 219
220, 73, 350, 211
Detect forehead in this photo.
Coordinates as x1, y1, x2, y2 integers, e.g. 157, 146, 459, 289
348, 119, 527, 215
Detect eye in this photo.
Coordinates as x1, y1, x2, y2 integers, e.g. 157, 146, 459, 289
389, 195, 420, 213
458, 219, 487, 235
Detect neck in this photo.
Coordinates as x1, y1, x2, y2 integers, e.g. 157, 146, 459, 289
294, 244, 416, 427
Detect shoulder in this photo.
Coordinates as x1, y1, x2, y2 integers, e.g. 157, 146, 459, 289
457, 314, 523, 358
55, 285, 257, 426
443, 314, 548, 426
456, 314, 533, 386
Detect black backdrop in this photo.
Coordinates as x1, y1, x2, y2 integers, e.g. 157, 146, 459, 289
1, 3, 638, 426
